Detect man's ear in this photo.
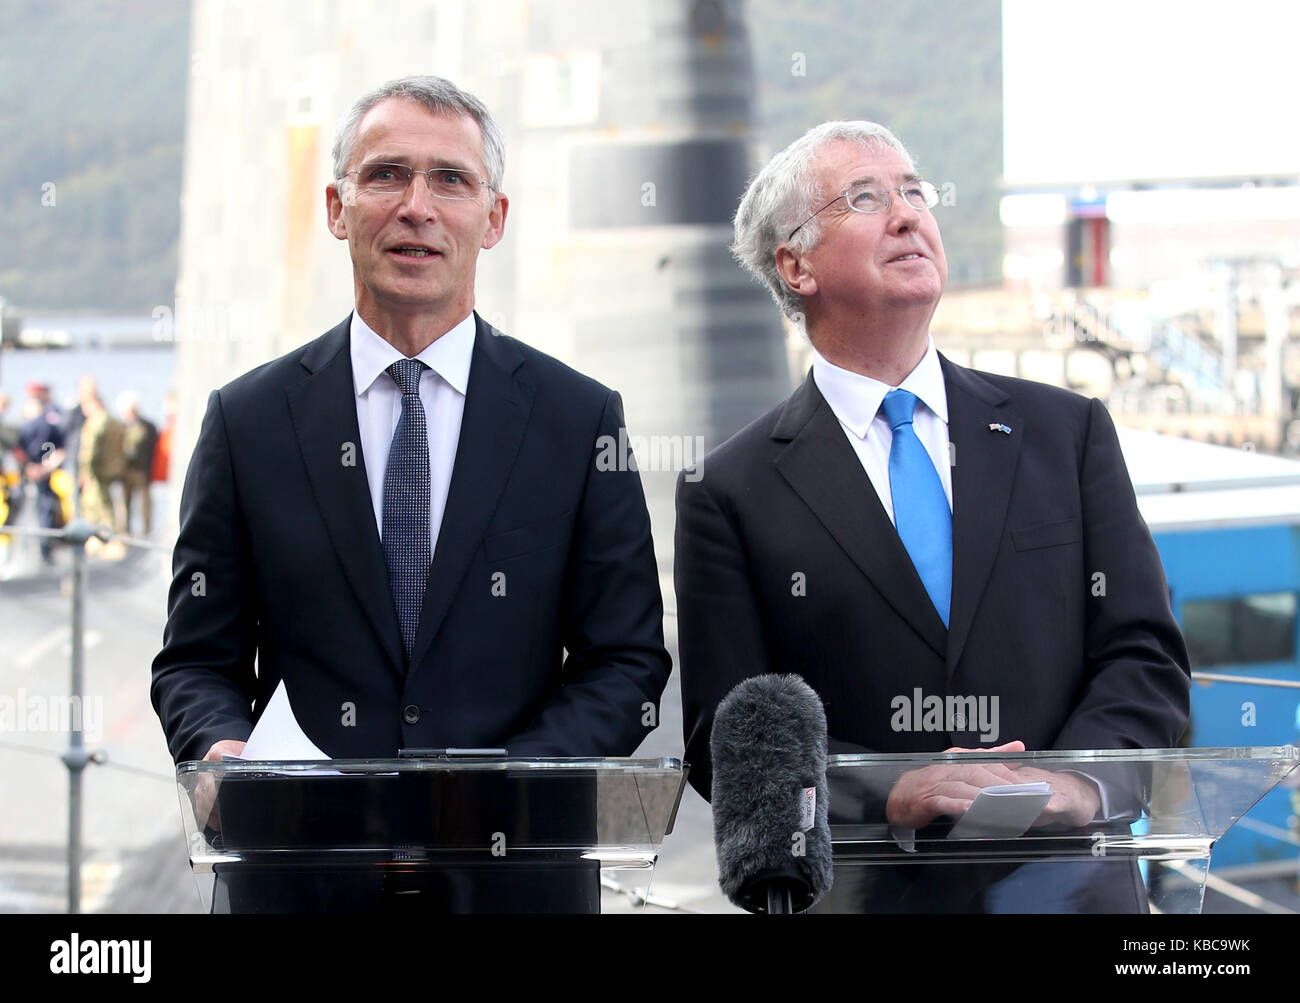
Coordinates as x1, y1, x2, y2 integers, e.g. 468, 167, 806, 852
775, 243, 818, 298
326, 183, 347, 240
481, 191, 509, 250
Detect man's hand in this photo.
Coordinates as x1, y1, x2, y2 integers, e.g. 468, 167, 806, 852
1015, 767, 1102, 829
204, 739, 246, 761
193, 740, 246, 832
885, 741, 1026, 829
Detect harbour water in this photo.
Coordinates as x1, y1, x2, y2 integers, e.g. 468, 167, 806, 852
0, 344, 176, 425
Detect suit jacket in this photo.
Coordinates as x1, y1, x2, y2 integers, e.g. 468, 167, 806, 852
152, 313, 671, 764
675, 356, 1191, 804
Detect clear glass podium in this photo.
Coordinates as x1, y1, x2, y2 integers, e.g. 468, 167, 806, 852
176, 756, 686, 914
821, 746, 1300, 914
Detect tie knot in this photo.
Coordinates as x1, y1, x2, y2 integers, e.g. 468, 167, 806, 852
881, 388, 918, 430
386, 358, 427, 396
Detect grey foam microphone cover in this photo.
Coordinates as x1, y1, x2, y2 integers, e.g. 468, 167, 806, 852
711, 673, 833, 912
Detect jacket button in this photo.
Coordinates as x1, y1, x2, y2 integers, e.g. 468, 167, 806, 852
402, 704, 421, 725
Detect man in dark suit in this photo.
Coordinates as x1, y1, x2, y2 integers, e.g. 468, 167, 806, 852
675, 122, 1190, 911
152, 74, 670, 772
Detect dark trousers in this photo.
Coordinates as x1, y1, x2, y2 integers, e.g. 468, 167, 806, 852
35, 483, 64, 560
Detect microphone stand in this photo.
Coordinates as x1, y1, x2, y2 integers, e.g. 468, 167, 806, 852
766, 885, 794, 914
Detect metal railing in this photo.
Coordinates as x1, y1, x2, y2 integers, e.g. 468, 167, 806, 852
1190, 671, 1300, 690
1, 516, 172, 913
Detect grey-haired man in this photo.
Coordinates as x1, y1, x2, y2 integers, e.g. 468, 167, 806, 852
675, 121, 1190, 912
152, 78, 670, 889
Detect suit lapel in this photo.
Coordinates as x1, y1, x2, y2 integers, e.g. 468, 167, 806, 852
942, 356, 1022, 673
408, 314, 534, 671
774, 374, 947, 658
286, 316, 406, 678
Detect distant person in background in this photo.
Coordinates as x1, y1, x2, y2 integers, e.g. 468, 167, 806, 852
0, 391, 22, 550
0, 391, 17, 452
117, 391, 158, 536
29, 382, 63, 422
151, 390, 176, 484
76, 378, 126, 537
60, 374, 94, 478
15, 384, 67, 564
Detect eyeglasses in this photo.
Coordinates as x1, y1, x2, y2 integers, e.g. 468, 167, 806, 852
787, 180, 939, 240
342, 162, 490, 201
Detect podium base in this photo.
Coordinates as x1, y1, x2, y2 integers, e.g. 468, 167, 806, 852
210, 861, 602, 914
814, 857, 1150, 914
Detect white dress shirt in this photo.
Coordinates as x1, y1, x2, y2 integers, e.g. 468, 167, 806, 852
811, 335, 952, 522
350, 311, 474, 555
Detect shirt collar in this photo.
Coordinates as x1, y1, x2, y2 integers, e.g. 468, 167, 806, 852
350, 310, 476, 398
811, 335, 948, 439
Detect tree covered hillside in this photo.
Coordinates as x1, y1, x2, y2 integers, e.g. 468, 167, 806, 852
0, 0, 1002, 310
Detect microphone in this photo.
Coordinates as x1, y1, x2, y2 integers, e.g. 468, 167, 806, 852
711, 673, 833, 913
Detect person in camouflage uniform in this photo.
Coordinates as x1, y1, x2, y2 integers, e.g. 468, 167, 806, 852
76, 380, 125, 533
117, 392, 158, 536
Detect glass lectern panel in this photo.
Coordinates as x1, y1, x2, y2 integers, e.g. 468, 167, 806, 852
821, 747, 1299, 915
175, 757, 686, 914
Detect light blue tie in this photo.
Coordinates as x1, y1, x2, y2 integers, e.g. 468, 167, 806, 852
382, 359, 431, 661
881, 389, 951, 627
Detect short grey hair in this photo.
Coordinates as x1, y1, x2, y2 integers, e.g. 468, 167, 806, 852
732, 121, 916, 319
116, 390, 140, 418
331, 75, 506, 192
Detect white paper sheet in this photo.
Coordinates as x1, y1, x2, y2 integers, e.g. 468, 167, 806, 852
947, 782, 1052, 839
225, 679, 329, 761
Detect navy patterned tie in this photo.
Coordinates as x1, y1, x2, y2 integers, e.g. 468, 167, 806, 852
382, 359, 431, 660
